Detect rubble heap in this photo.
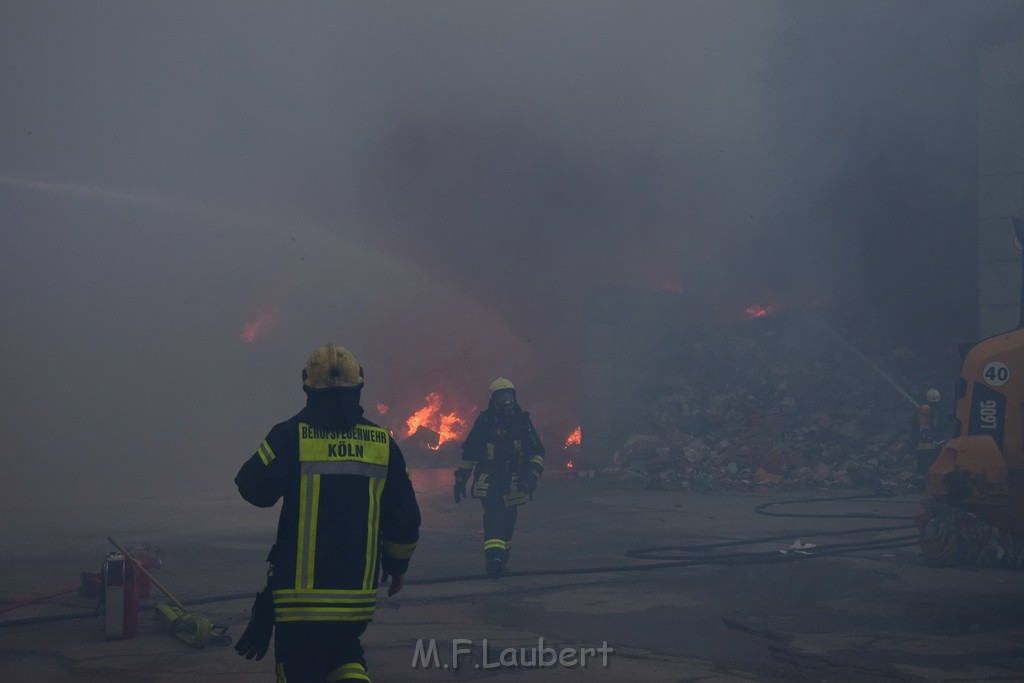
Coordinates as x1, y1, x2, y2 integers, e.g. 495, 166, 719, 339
918, 497, 1024, 568
611, 310, 957, 492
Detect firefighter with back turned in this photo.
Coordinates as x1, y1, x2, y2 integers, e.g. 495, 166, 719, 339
234, 343, 421, 682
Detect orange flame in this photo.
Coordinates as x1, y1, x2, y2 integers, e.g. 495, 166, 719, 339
405, 392, 467, 450
564, 425, 582, 449
241, 310, 276, 343
566, 460, 575, 469
744, 304, 772, 319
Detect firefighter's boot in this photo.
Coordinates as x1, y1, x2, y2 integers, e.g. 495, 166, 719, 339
485, 558, 504, 577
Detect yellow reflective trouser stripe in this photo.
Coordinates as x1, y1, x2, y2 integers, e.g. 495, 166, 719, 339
486, 443, 494, 460
382, 540, 417, 560
530, 455, 544, 467
484, 539, 510, 550
295, 473, 321, 589
328, 663, 371, 682
258, 440, 276, 465
277, 663, 286, 682
362, 478, 384, 590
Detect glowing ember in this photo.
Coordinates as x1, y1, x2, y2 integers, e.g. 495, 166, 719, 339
744, 304, 772, 319
377, 403, 389, 415
564, 425, 582, 449
241, 310, 276, 343
405, 392, 467, 450
566, 460, 575, 469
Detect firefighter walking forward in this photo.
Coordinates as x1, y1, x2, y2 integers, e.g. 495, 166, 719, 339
454, 378, 545, 577
235, 344, 421, 682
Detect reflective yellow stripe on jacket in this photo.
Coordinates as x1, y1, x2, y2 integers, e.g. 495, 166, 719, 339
272, 588, 378, 622
286, 423, 390, 619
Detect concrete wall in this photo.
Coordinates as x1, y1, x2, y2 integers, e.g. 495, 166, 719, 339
979, 39, 1024, 337
581, 287, 693, 466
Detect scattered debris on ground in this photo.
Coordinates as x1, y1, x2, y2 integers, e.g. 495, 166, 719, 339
917, 497, 1024, 568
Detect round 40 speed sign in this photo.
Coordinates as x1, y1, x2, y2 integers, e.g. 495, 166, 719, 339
982, 361, 1010, 387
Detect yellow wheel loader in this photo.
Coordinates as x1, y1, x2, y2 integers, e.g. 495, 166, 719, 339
918, 219, 1024, 566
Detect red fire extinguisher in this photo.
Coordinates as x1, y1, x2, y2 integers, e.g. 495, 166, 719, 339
102, 553, 139, 639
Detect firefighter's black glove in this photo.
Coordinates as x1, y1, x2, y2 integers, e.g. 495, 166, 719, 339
519, 469, 540, 495
234, 586, 273, 661
454, 469, 469, 504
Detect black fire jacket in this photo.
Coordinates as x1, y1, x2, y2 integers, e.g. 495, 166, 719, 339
457, 407, 545, 506
235, 412, 420, 623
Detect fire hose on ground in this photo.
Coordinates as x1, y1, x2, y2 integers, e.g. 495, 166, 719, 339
0, 492, 919, 629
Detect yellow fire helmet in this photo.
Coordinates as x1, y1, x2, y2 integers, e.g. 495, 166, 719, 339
489, 377, 516, 397
926, 388, 941, 403
303, 344, 364, 389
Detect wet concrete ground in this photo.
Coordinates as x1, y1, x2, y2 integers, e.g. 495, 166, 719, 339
2, 469, 1023, 681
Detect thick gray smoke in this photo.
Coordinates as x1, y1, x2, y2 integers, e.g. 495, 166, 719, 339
2, 2, 1022, 519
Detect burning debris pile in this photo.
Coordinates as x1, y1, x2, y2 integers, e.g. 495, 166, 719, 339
380, 392, 471, 467
610, 310, 956, 492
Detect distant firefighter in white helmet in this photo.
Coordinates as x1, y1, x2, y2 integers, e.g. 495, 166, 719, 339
454, 378, 545, 577
911, 387, 950, 490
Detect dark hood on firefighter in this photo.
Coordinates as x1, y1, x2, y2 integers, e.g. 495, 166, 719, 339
300, 386, 365, 433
